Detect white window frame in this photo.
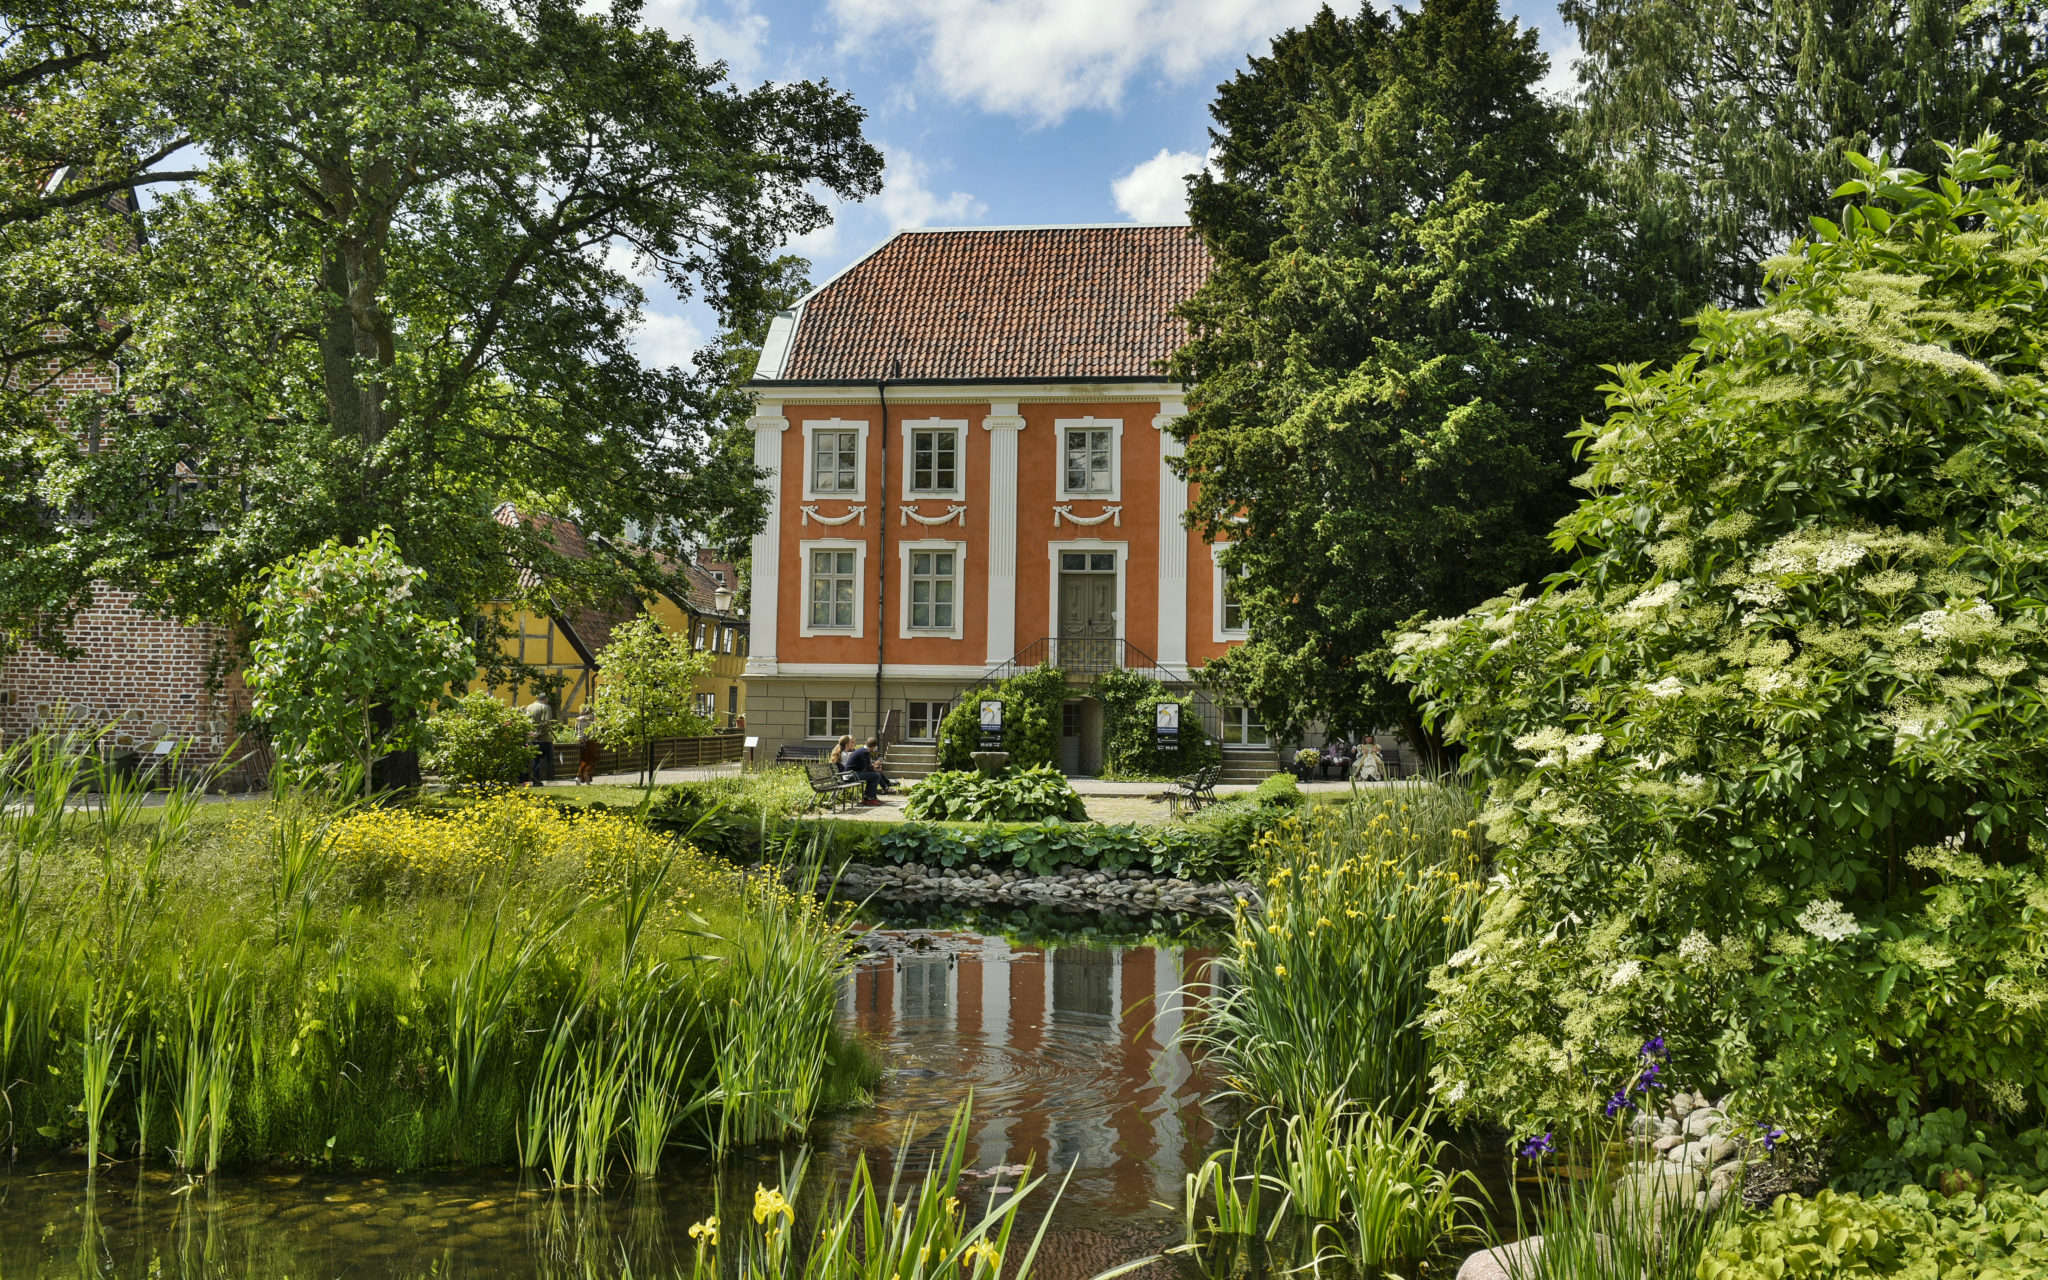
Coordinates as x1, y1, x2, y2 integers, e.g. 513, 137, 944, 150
898, 538, 967, 640
1045, 538, 1128, 643
721, 629, 734, 654
802, 418, 868, 501
1055, 417, 1123, 501
1219, 704, 1269, 749
1212, 544, 1248, 642
905, 699, 951, 742
799, 538, 866, 638
901, 418, 967, 499
806, 698, 852, 739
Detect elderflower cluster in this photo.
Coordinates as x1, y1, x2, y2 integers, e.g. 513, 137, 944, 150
1796, 897, 1861, 943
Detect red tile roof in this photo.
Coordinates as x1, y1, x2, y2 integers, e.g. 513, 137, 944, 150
770, 226, 1209, 383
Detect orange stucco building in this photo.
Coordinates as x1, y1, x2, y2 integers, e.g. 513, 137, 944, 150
742, 225, 1271, 771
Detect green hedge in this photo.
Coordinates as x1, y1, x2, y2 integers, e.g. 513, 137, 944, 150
1097, 667, 1220, 779
937, 665, 1065, 770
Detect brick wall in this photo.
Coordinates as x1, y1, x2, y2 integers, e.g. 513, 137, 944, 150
0, 586, 262, 788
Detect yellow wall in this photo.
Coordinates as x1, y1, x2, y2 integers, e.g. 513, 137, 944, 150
469, 596, 749, 727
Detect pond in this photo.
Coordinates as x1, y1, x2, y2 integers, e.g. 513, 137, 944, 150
0, 907, 1244, 1280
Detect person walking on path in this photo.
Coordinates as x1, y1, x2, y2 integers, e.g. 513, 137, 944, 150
523, 696, 555, 787
574, 710, 600, 785
844, 737, 893, 805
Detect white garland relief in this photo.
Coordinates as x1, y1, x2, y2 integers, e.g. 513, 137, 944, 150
1053, 504, 1122, 527
901, 504, 968, 528
800, 505, 867, 527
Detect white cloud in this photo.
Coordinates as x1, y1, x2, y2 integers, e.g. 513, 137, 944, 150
634, 0, 769, 80
1534, 31, 1582, 104
876, 146, 985, 229
632, 309, 709, 369
828, 0, 1326, 125
1112, 148, 1210, 222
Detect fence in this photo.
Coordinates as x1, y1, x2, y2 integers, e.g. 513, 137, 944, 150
584, 731, 744, 779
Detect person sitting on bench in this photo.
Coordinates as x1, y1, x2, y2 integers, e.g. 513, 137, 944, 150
843, 737, 894, 805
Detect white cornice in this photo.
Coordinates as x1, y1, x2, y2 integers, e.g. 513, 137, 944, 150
755, 382, 1182, 406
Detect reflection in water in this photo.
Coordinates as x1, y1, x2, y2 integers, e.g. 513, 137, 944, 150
0, 930, 1220, 1280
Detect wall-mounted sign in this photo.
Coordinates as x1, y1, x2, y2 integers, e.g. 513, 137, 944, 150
1155, 701, 1181, 752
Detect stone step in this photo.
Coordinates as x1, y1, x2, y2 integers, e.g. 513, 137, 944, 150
1218, 754, 1284, 785
881, 743, 941, 782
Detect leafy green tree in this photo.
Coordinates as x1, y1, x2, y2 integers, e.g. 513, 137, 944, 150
1173, 0, 1682, 754
1565, 0, 2048, 306
0, 0, 880, 667
422, 691, 535, 787
585, 614, 713, 795
1393, 142, 2048, 1138
245, 530, 474, 797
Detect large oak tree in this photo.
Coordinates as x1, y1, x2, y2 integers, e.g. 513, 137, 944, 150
0, 0, 879, 670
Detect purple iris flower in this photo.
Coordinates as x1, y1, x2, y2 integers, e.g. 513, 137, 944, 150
1519, 1132, 1555, 1158
1606, 1090, 1636, 1118
1634, 1060, 1664, 1094
1757, 1123, 1786, 1154
1641, 1036, 1666, 1059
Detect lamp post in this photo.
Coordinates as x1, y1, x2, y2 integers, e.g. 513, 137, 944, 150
713, 585, 734, 614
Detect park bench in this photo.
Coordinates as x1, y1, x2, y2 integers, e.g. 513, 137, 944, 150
802, 758, 864, 812
775, 742, 829, 765
1162, 764, 1220, 817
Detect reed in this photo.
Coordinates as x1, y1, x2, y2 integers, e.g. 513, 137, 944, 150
1188, 778, 1486, 1118
0, 726, 868, 1174
1497, 1130, 1731, 1280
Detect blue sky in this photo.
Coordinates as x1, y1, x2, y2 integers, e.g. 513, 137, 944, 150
629, 0, 1582, 365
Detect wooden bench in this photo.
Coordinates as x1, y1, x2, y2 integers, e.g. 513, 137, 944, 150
776, 742, 830, 764
802, 758, 864, 812
1162, 764, 1220, 817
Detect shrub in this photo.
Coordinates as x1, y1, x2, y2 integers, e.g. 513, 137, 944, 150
869, 817, 1249, 882
937, 665, 1064, 770
904, 765, 1088, 823
1253, 772, 1304, 808
423, 691, 534, 785
1698, 1182, 2048, 1279
1097, 667, 1221, 778
1392, 143, 2048, 1137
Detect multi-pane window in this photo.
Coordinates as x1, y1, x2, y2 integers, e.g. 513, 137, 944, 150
911, 428, 958, 492
695, 622, 708, 649
1221, 568, 1245, 632
809, 549, 857, 629
906, 700, 950, 741
1060, 551, 1117, 573
807, 699, 851, 738
811, 429, 860, 493
1220, 706, 1269, 747
907, 549, 956, 630
1063, 427, 1114, 494
693, 692, 716, 718
721, 629, 734, 654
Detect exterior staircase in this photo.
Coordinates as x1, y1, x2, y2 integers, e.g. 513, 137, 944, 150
1217, 750, 1285, 786
880, 741, 941, 783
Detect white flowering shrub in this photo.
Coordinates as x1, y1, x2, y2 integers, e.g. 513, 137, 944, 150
1394, 143, 2048, 1138
246, 529, 476, 793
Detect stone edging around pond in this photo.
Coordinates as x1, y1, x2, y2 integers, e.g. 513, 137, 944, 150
784, 860, 1264, 919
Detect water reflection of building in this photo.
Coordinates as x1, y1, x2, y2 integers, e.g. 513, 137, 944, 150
842, 935, 1213, 1214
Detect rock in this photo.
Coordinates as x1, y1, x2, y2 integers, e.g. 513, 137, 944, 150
1709, 1161, 1744, 1192
1654, 1116, 1681, 1137
1683, 1108, 1722, 1138
1653, 1135, 1684, 1153
1699, 1136, 1740, 1164
1457, 1238, 1542, 1280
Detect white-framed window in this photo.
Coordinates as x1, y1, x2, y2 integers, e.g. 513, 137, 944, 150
1220, 705, 1268, 747
694, 691, 716, 718
695, 621, 708, 650
902, 419, 966, 497
806, 699, 851, 738
802, 418, 868, 500
800, 539, 865, 637
1056, 417, 1122, 499
899, 539, 965, 638
1213, 545, 1248, 641
721, 628, 734, 654
906, 700, 951, 741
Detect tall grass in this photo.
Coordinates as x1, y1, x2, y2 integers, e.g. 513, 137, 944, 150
0, 727, 869, 1173
1498, 1127, 1732, 1280
1189, 779, 1486, 1118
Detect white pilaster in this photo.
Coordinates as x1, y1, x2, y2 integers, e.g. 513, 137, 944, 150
744, 405, 790, 676
1154, 397, 1189, 677
982, 403, 1026, 665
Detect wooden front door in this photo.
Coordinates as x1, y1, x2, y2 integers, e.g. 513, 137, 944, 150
1057, 555, 1117, 671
